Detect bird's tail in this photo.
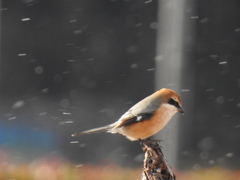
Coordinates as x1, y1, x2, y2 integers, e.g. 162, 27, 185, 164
71, 123, 115, 137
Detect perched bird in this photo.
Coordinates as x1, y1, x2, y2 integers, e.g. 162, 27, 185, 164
72, 88, 183, 141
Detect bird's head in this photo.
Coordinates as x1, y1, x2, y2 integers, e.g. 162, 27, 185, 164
158, 88, 184, 114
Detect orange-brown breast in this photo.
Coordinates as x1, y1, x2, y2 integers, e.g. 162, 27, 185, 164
119, 104, 177, 141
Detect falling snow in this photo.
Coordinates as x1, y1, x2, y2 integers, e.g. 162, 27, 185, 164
18, 53, 27, 56
21, 17, 30, 21
34, 66, 44, 74
12, 100, 25, 109
1, 0, 240, 173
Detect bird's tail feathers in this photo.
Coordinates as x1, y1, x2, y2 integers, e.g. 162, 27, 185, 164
71, 123, 115, 137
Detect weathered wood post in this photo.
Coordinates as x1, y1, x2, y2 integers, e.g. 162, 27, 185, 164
141, 140, 176, 180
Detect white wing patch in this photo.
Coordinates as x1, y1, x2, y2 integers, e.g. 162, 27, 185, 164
136, 115, 142, 121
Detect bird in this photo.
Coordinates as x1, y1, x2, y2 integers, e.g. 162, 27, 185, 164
72, 88, 183, 141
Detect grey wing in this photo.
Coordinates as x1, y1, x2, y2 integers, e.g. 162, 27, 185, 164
129, 96, 161, 115
114, 96, 161, 128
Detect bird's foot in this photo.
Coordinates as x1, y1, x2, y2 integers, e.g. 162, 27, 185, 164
138, 137, 162, 146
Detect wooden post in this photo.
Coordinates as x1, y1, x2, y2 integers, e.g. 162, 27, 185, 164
141, 140, 176, 180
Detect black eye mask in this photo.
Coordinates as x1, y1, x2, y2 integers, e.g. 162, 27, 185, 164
168, 98, 181, 108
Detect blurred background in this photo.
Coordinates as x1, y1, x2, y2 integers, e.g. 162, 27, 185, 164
1, 0, 240, 179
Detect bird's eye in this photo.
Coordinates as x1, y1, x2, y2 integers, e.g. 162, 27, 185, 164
168, 98, 181, 108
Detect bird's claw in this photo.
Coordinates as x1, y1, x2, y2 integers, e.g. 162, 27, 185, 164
139, 138, 162, 147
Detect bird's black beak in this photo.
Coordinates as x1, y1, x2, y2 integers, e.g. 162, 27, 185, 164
178, 107, 184, 114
